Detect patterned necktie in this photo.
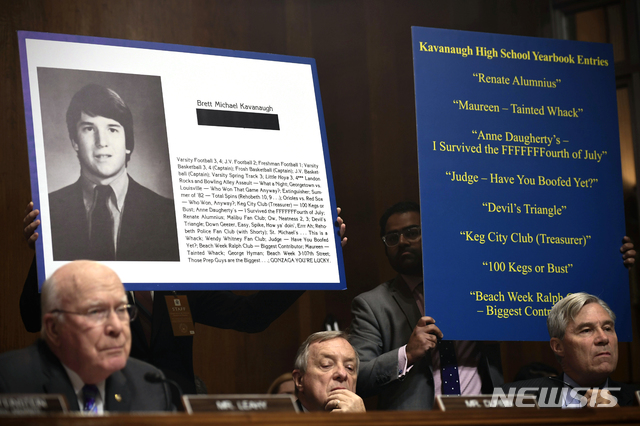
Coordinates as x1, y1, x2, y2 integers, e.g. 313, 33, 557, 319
414, 283, 460, 394
439, 340, 461, 395
82, 384, 99, 414
89, 185, 115, 260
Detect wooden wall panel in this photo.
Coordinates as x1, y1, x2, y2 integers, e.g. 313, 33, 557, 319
3, 0, 633, 399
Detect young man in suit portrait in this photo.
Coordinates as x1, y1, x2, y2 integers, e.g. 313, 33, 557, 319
48, 83, 179, 261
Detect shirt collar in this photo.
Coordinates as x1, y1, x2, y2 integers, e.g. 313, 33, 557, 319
296, 399, 309, 412
80, 172, 129, 212
61, 364, 106, 410
401, 274, 423, 293
562, 373, 609, 408
564, 372, 608, 389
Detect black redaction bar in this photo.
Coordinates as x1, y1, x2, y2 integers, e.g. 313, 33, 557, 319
196, 108, 280, 130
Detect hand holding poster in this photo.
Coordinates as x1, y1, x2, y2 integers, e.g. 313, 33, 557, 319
412, 27, 630, 341
19, 31, 345, 291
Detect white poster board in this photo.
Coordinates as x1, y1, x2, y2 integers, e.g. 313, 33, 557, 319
19, 31, 345, 291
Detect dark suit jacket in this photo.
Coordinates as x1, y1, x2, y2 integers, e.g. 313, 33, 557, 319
0, 340, 172, 412
20, 259, 304, 405
48, 176, 179, 261
501, 376, 639, 407
349, 275, 503, 410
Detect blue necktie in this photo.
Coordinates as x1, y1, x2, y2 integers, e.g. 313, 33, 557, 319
82, 384, 99, 414
439, 340, 461, 395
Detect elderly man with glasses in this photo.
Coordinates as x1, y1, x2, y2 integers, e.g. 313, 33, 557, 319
292, 331, 365, 412
348, 201, 504, 410
0, 260, 173, 413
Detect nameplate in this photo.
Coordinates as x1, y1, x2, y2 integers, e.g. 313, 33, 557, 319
0, 394, 68, 415
182, 394, 299, 414
436, 394, 538, 411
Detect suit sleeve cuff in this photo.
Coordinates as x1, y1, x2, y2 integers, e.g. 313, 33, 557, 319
398, 345, 413, 378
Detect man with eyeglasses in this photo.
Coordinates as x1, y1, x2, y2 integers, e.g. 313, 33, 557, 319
21, 204, 346, 407
349, 202, 635, 410
348, 201, 504, 410
0, 260, 173, 413
292, 331, 365, 412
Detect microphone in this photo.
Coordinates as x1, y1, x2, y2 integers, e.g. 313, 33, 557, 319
144, 371, 185, 411
548, 375, 577, 389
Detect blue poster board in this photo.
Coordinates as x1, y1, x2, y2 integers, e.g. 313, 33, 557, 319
19, 31, 345, 291
412, 27, 630, 341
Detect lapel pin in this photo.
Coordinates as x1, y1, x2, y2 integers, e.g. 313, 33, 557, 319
115, 394, 122, 402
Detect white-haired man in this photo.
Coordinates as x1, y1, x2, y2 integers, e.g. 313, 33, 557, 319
501, 292, 638, 407
292, 331, 365, 412
0, 261, 173, 413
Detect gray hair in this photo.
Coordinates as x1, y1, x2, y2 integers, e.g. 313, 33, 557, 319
40, 272, 64, 338
547, 292, 616, 340
293, 331, 359, 375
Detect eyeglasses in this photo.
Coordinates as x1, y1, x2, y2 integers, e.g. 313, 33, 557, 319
382, 226, 421, 247
50, 304, 138, 325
